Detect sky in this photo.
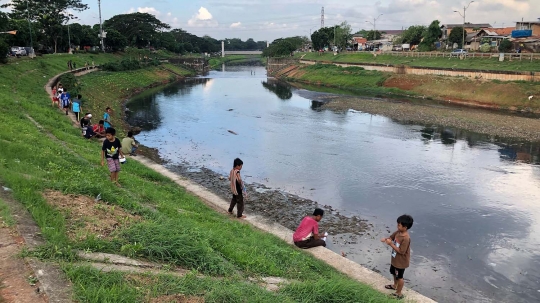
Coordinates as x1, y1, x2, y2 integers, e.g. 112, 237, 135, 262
3, 0, 540, 41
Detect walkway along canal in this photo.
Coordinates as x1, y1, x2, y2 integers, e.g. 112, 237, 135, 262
126, 65, 540, 303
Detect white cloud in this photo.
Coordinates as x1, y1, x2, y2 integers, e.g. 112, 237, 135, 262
187, 7, 218, 27
230, 22, 242, 28
127, 7, 161, 17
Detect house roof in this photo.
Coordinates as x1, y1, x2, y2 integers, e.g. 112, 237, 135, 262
490, 27, 515, 36
352, 37, 367, 44
443, 23, 492, 28
380, 30, 404, 35
516, 21, 540, 25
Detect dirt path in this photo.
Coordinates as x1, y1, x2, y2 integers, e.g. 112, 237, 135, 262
0, 225, 46, 303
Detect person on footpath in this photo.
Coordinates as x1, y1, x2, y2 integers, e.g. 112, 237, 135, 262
228, 158, 246, 219
60, 90, 71, 115
72, 94, 82, 121
101, 127, 124, 187
121, 131, 138, 156
51, 87, 59, 107
103, 107, 113, 129
293, 208, 327, 249
381, 214, 414, 300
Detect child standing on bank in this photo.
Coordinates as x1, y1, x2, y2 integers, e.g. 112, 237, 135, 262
228, 158, 246, 219
381, 214, 413, 300
101, 127, 124, 186
103, 107, 113, 129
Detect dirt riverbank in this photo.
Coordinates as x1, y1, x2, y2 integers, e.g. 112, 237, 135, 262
316, 93, 540, 142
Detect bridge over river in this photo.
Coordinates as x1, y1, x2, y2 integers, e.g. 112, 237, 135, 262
223, 50, 262, 55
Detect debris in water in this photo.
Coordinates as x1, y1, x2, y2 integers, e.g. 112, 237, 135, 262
341, 251, 347, 257
227, 109, 234, 111
228, 130, 238, 135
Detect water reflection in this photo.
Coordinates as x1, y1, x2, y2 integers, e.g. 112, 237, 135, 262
126, 78, 210, 131
261, 79, 293, 100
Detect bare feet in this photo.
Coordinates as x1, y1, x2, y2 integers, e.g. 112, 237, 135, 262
115, 182, 122, 187
237, 215, 247, 219
227, 211, 233, 215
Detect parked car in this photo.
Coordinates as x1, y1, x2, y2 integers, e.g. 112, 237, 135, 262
392, 46, 403, 51
10, 47, 27, 56
451, 49, 468, 56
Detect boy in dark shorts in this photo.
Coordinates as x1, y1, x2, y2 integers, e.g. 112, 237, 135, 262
381, 214, 413, 300
101, 127, 124, 186
60, 90, 71, 115
228, 158, 246, 219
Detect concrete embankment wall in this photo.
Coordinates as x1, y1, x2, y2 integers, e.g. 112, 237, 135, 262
298, 59, 540, 82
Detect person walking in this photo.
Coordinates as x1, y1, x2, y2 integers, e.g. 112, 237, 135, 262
228, 158, 246, 219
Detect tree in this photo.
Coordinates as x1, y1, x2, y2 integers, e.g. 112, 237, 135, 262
2, 0, 89, 53
262, 39, 295, 57
104, 13, 170, 48
311, 27, 334, 50
448, 27, 466, 48
102, 29, 127, 52
334, 21, 353, 48
499, 39, 513, 52
419, 20, 442, 51
366, 30, 382, 41
398, 25, 426, 45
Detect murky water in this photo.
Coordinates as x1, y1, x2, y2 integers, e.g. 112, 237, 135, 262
127, 66, 540, 302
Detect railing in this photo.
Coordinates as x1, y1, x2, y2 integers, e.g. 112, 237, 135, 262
377, 51, 540, 61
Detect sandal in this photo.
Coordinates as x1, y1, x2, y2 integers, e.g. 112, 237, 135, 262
385, 285, 396, 290
390, 293, 404, 300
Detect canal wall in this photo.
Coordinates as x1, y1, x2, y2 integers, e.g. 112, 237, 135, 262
298, 59, 540, 82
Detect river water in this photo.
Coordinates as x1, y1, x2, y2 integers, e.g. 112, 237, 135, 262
126, 65, 540, 302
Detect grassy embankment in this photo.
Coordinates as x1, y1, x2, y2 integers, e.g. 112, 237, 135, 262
283, 56, 540, 110
296, 52, 540, 72
0, 54, 397, 302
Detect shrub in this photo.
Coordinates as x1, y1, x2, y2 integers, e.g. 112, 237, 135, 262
0, 38, 9, 64
58, 73, 81, 95
499, 39, 513, 53
480, 43, 491, 53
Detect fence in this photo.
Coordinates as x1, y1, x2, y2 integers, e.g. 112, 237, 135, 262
382, 51, 540, 61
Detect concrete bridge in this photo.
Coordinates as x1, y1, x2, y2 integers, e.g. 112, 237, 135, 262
223, 50, 262, 55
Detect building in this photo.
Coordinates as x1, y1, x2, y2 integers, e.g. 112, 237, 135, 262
352, 37, 367, 50
440, 23, 492, 40
515, 20, 540, 36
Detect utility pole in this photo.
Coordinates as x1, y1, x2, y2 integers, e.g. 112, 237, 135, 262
67, 21, 71, 53
321, 7, 324, 28
454, 1, 474, 49
26, 0, 33, 55
365, 14, 383, 40
98, 0, 105, 52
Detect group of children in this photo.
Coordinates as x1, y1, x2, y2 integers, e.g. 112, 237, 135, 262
228, 158, 414, 300
51, 84, 139, 187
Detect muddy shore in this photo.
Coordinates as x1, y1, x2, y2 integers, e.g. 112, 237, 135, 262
166, 164, 369, 236
314, 93, 540, 142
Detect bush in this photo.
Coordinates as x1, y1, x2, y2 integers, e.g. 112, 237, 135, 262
480, 43, 491, 53
58, 73, 81, 95
499, 39, 513, 53
101, 58, 144, 72
0, 38, 9, 64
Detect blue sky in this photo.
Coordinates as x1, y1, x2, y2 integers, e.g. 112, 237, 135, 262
4, 0, 540, 41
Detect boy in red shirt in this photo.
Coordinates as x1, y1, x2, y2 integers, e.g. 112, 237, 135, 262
293, 208, 326, 249
381, 214, 414, 300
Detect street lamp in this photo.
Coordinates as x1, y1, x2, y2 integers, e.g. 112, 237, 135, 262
366, 14, 383, 40
26, 0, 33, 55
454, 1, 474, 49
